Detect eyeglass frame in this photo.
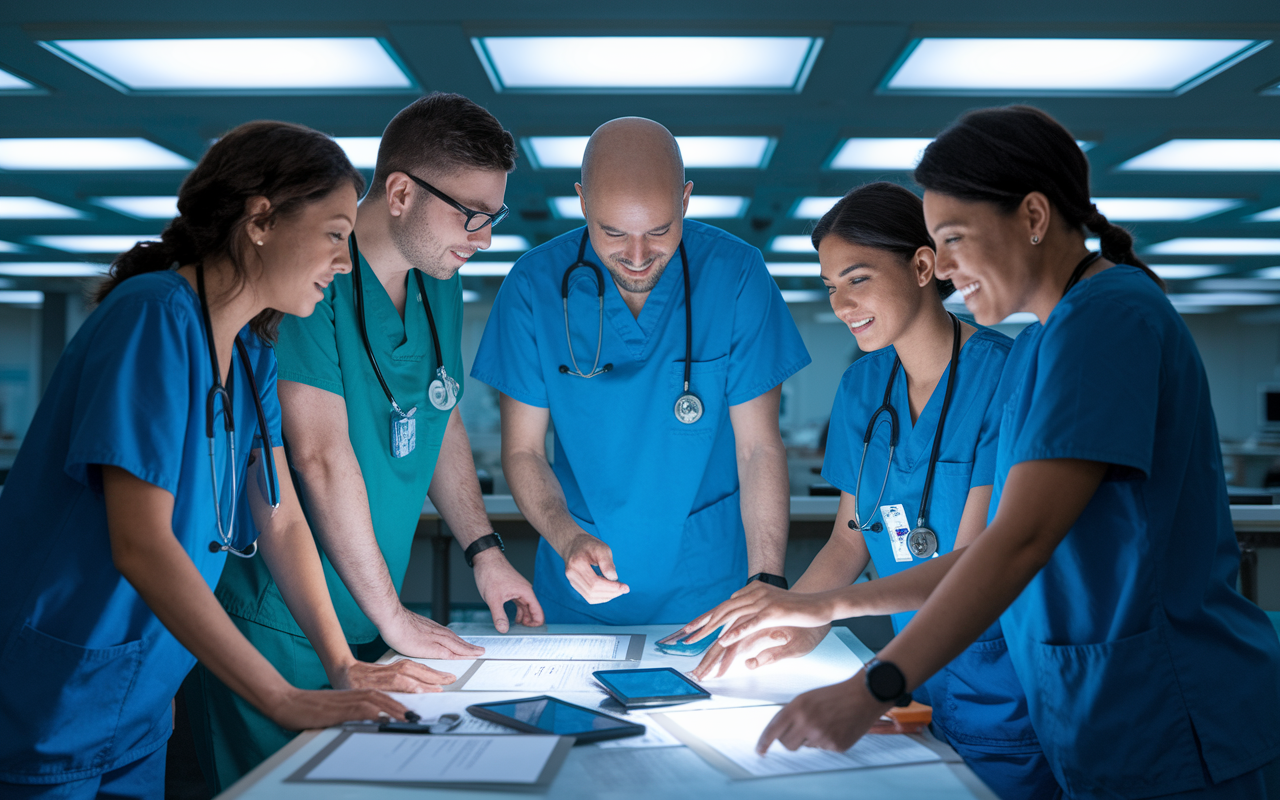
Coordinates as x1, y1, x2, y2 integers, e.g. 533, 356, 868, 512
402, 171, 509, 232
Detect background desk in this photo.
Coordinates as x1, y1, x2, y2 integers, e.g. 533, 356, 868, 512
216, 624, 997, 800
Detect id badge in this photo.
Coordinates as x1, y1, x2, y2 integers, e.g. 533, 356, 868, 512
391, 406, 417, 458
880, 504, 914, 562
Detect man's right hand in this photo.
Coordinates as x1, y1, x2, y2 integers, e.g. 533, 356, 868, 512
691, 624, 829, 681
267, 686, 410, 732
380, 606, 486, 660
562, 533, 630, 604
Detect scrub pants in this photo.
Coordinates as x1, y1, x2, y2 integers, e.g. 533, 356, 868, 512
183, 613, 382, 794
0, 744, 167, 800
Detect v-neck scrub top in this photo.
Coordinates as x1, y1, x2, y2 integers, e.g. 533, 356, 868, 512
214, 253, 463, 644
472, 221, 810, 624
0, 271, 281, 783
991, 265, 1280, 797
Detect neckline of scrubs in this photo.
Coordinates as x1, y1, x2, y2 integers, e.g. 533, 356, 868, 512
357, 254, 427, 359
590, 238, 683, 360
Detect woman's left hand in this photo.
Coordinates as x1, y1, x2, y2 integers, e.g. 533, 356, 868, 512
756, 675, 890, 754
332, 658, 457, 693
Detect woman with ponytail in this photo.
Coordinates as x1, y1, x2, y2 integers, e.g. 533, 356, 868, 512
755, 105, 1280, 799
0, 121, 435, 798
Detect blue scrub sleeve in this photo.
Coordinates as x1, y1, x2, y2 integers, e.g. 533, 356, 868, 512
471, 265, 549, 408
821, 364, 863, 494
1005, 294, 1158, 478
274, 286, 344, 397
64, 296, 195, 495
725, 251, 811, 406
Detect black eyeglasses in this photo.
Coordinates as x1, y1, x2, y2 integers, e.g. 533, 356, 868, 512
403, 172, 509, 232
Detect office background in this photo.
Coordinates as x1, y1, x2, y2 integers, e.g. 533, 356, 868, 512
2, 1, 1279, 615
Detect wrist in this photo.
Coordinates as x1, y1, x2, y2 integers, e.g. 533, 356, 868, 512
470, 544, 508, 569
464, 532, 504, 567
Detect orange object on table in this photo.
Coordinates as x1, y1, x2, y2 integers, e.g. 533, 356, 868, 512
870, 701, 932, 734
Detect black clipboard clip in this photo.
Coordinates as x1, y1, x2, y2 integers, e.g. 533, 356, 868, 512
342, 712, 462, 735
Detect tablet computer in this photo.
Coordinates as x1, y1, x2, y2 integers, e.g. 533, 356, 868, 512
466, 696, 645, 744
592, 667, 711, 709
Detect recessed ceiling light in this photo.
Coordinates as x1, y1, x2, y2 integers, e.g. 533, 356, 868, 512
1167, 292, 1280, 307
29, 235, 159, 253
0, 138, 192, 170
0, 241, 25, 253
1119, 139, 1280, 171
334, 137, 380, 169
41, 38, 414, 93
485, 236, 529, 253
91, 196, 179, 219
779, 289, 827, 303
461, 289, 480, 303
0, 197, 86, 219
1146, 238, 1280, 255
829, 137, 1092, 170
766, 263, 822, 277
552, 195, 749, 220
770, 236, 815, 253
1148, 264, 1229, 279
474, 36, 822, 92
0, 290, 44, 305
792, 197, 843, 219
0, 68, 35, 91
883, 38, 1268, 94
1195, 278, 1280, 292
1248, 206, 1280, 222
0, 262, 110, 277
459, 262, 514, 276
525, 136, 774, 169
1093, 197, 1242, 221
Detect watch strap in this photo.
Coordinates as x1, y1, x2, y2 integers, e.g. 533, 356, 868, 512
746, 572, 789, 590
464, 532, 504, 567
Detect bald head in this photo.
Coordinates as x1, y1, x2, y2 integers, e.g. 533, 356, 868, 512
581, 117, 684, 195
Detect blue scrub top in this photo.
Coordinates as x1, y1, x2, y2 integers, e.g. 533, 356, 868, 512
823, 329, 1045, 758
0, 271, 282, 783
991, 265, 1280, 797
472, 221, 810, 624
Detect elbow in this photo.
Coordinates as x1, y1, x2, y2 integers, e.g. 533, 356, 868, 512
110, 533, 154, 585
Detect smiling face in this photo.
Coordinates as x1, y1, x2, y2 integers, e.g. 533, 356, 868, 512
819, 235, 936, 352
390, 166, 509, 280
579, 181, 691, 295
255, 183, 358, 317
923, 190, 1038, 326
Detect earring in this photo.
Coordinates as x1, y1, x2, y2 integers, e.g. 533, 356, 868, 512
1031, 236, 1040, 245
256, 240, 264, 246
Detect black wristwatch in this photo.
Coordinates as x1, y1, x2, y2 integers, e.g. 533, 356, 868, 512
746, 572, 789, 590
464, 533, 504, 567
864, 658, 913, 707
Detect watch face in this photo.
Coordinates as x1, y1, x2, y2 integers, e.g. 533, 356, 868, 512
867, 661, 906, 701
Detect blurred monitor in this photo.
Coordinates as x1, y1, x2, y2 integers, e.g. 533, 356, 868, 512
1262, 384, 1280, 433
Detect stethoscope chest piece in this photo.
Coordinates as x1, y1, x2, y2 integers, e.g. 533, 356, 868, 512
429, 368, 459, 411
907, 527, 939, 559
674, 390, 704, 425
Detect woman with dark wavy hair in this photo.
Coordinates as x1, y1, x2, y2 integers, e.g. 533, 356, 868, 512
0, 121, 430, 798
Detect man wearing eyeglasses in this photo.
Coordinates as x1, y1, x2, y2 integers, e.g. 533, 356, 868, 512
185, 93, 543, 792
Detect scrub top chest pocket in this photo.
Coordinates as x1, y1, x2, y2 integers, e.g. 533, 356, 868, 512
668, 356, 728, 435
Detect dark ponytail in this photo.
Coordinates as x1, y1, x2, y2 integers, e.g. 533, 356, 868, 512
811, 181, 953, 298
94, 120, 365, 342
914, 105, 1165, 292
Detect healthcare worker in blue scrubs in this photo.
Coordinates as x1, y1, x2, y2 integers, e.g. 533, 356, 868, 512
756, 106, 1280, 799
472, 117, 809, 624
0, 122, 424, 798
679, 182, 1058, 800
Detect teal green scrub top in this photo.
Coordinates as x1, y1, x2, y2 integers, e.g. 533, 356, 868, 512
0, 271, 281, 783
215, 253, 463, 644
992, 265, 1280, 797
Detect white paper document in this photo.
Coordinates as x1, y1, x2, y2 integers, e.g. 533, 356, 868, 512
299, 732, 562, 784
458, 660, 619, 693
655, 704, 941, 779
596, 720, 684, 749
458, 634, 636, 661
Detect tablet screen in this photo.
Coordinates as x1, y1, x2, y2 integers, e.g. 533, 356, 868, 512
476, 698, 634, 735
595, 668, 707, 701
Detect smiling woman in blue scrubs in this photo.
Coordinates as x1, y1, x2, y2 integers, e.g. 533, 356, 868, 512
756, 106, 1280, 799
0, 122, 422, 798
680, 182, 1057, 799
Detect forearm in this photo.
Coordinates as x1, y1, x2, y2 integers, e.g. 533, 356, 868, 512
427, 408, 496, 550
503, 448, 587, 556
737, 438, 788, 576
824, 548, 964, 619
792, 531, 871, 593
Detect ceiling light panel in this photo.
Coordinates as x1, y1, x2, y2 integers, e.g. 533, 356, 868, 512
0, 241, 25, 253
485, 236, 530, 253
0, 262, 109, 277
474, 37, 822, 92
459, 262, 514, 276
1248, 206, 1280, 222
0, 290, 44, 305
884, 38, 1267, 94
1093, 197, 1242, 221
766, 263, 822, 277
0, 197, 86, 219
1148, 264, 1229, 279
1146, 238, 1280, 256
1168, 292, 1280, 307
779, 290, 827, 303
0, 138, 192, 170
770, 236, 816, 253
42, 38, 414, 93
334, 137, 380, 169
0, 68, 35, 91
829, 138, 933, 170
1255, 267, 1280, 279
92, 196, 178, 219
526, 136, 774, 169
30, 235, 159, 253
793, 197, 842, 219
553, 195, 749, 220
1119, 140, 1280, 171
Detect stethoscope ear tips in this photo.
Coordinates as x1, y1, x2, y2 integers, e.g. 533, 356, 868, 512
602, 364, 613, 373
847, 519, 857, 530
559, 365, 570, 374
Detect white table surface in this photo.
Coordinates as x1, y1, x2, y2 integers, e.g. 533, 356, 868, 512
217, 623, 996, 800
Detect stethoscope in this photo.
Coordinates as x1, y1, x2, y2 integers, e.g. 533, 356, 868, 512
559, 230, 703, 425
195, 262, 280, 558
350, 232, 459, 458
848, 312, 961, 560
